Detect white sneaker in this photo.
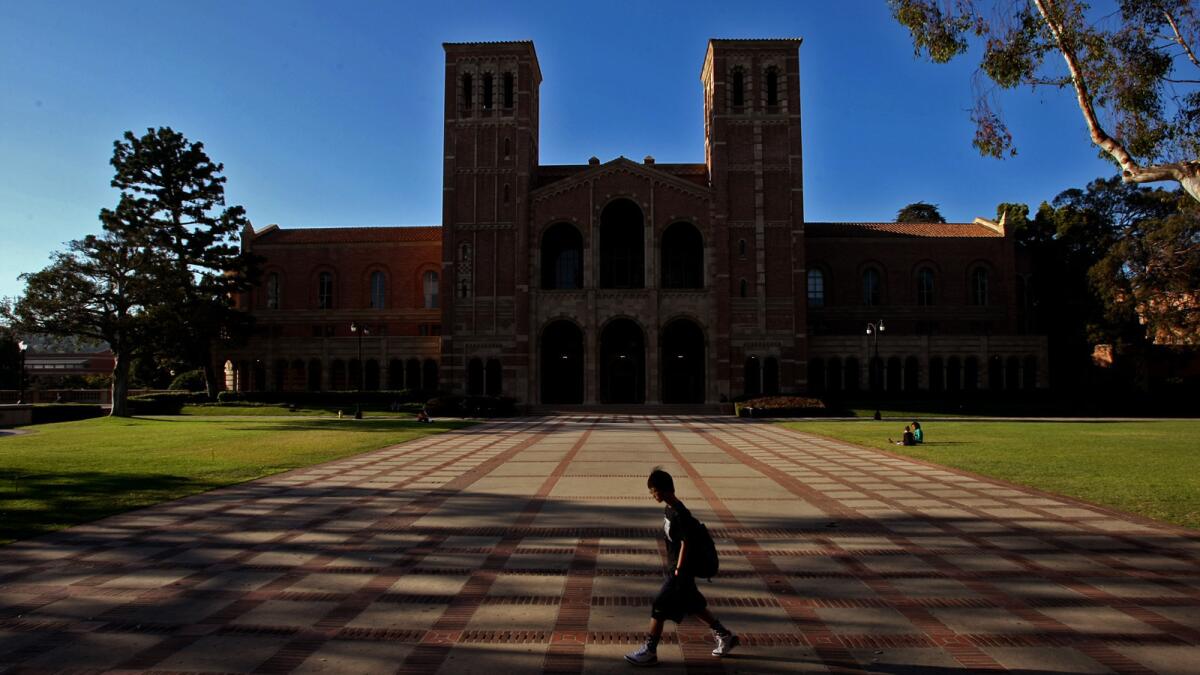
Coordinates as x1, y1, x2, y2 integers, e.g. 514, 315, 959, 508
624, 641, 658, 667
712, 631, 739, 657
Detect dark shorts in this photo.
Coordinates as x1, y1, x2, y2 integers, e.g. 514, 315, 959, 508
651, 574, 707, 623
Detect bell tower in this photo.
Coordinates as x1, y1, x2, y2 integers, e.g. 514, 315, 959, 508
441, 41, 541, 395
701, 39, 808, 394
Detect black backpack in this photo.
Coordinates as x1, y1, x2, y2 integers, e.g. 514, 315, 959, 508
688, 519, 720, 579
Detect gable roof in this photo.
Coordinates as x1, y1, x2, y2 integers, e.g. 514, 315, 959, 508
531, 156, 710, 200
805, 222, 1004, 238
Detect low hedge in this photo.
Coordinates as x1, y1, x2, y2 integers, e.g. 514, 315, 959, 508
129, 391, 208, 415
735, 395, 833, 418
425, 394, 518, 418
30, 404, 107, 424
216, 389, 432, 406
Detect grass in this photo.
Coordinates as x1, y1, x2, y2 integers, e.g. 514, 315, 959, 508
779, 419, 1200, 530
0, 415, 473, 544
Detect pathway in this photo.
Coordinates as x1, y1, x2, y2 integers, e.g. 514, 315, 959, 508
1, 415, 1198, 673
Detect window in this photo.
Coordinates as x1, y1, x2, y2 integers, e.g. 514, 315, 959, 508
266, 273, 280, 309
369, 271, 386, 309
423, 271, 439, 309
731, 67, 744, 108
503, 137, 511, 158
862, 268, 881, 306
765, 66, 779, 107
459, 243, 471, 261
739, 278, 748, 298
482, 73, 493, 109
503, 183, 510, 204
317, 272, 333, 309
737, 239, 746, 257
916, 267, 934, 306
419, 323, 442, 336
461, 74, 473, 109
503, 72, 514, 108
971, 267, 990, 305
807, 269, 825, 307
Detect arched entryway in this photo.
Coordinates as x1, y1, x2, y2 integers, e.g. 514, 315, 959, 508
599, 199, 644, 289
541, 320, 584, 404
600, 318, 645, 403
661, 319, 705, 403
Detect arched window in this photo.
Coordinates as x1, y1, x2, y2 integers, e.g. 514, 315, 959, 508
423, 359, 439, 391
541, 223, 583, 289
739, 278, 748, 298
862, 268, 882, 306
807, 269, 825, 307
808, 358, 826, 393
423, 271, 439, 309
482, 72, 494, 109
661, 222, 703, 289
737, 239, 746, 257
503, 138, 511, 159
467, 358, 484, 396
743, 356, 761, 395
486, 358, 502, 396
765, 66, 779, 107
317, 271, 334, 309
763, 357, 780, 395
503, 72, 515, 108
731, 67, 745, 108
461, 73, 473, 110
388, 359, 403, 390
599, 199, 645, 288
370, 270, 386, 309
929, 356, 944, 392
844, 357, 860, 391
266, 272, 280, 310
916, 267, 934, 306
331, 359, 347, 390
503, 183, 510, 204
971, 267, 990, 306
904, 356, 919, 391
965, 356, 979, 390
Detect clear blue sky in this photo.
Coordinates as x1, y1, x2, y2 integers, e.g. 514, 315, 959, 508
1, 0, 1117, 300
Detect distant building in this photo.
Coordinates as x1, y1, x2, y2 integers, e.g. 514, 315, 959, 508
222, 39, 1047, 402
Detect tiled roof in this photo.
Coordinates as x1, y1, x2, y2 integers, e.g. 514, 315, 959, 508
805, 222, 1003, 238
254, 226, 441, 244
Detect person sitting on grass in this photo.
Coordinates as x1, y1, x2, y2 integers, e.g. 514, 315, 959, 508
625, 467, 738, 667
911, 420, 923, 443
889, 425, 916, 447
416, 408, 432, 423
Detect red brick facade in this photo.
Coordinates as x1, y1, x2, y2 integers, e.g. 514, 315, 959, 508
222, 39, 1047, 401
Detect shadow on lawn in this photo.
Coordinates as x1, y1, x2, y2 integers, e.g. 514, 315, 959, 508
0, 469, 218, 544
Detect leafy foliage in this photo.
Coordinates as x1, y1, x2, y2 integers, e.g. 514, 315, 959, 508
889, 0, 1200, 199
896, 201, 947, 222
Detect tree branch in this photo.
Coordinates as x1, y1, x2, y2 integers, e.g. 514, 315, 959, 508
1033, 0, 1200, 201
1163, 9, 1200, 70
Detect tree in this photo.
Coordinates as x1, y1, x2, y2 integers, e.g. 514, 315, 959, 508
104, 128, 259, 398
1091, 191, 1200, 345
0, 324, 20, 390
3, 229, 161, 416
896, 201, 947, 222
889, 0, 1200, 201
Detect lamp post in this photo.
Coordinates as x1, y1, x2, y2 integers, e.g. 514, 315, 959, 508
17, 340, 28, 404
865, 320, 885, 420
350, 322, 369, 419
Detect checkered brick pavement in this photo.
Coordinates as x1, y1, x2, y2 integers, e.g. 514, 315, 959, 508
2, 416, 1198, 673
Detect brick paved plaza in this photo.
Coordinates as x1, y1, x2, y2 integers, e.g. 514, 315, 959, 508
2, 416, 1199, 673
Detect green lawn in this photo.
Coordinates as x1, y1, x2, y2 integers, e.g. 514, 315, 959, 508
177, 404, 418, 417
779, 420, 1200, 530
0, 416, 473, 544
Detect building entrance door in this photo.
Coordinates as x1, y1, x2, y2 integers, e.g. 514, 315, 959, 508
599, 319, 644, 404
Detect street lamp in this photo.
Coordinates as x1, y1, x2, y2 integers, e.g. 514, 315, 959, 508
350, 322, 369, 419
865, 320, 885, 420
17, 340, 28, 404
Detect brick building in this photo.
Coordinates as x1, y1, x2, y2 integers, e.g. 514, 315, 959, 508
222, 39, 1047, 402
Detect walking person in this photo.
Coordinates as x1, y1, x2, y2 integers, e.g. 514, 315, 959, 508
625, 467, 738, 666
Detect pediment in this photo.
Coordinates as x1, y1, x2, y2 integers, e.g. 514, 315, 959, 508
531, 157, 711, 203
